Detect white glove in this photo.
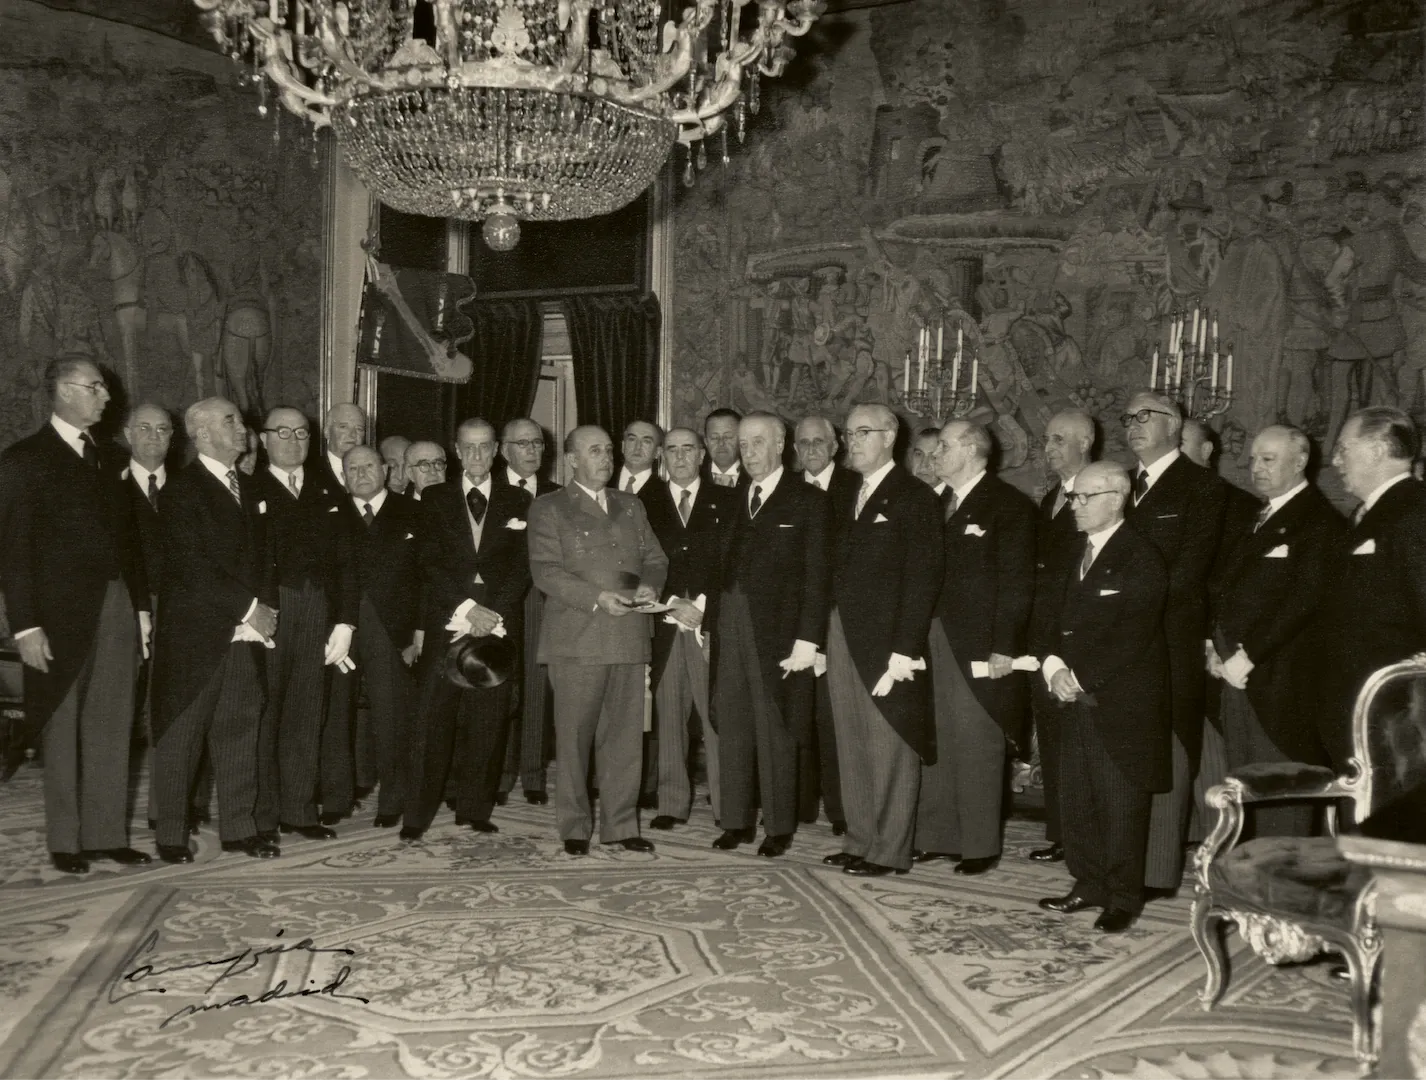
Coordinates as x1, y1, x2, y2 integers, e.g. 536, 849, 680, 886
1222, 647, 1254, 691
871, 652, 926, 697
138, 611, 153, 661
324, 623, 354, 667
779, 639, 818, 677
231, 622, 277, 649
814, 650, 827, 678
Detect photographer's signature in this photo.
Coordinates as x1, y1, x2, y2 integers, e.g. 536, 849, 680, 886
110, 928, 370, 1028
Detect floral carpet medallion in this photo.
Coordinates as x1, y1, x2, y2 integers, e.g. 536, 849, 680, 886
0, 766, 1362, 1078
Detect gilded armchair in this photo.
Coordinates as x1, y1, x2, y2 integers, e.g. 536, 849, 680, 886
1191, 654, 1426, 1071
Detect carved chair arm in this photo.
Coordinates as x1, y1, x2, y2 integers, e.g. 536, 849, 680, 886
1220, 762, 1342, 803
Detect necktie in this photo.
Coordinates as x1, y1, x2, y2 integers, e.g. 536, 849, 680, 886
362, 502, 375, 527
146, 473, 158, 509
1079, 537, 1095, 579
942, 488, 959, 520
750, 484, 763, 517
624, 472, 637, 493
288, 471, 300, 497
1132, 468, 1149, 504
715, 472, 735, 488
678, 488, 691, 527
466, 486, 487, 526
225, 468, 241, 505
854, 481, 871, 519
1253, 502, 1272, 532
520, 477, 532, 495
1051, 485, 1067, 518
1352, 503, 1366, 526
80, 432, 99, 468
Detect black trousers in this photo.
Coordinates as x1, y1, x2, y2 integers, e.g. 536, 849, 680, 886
795, 673, 844, 825
256, 583, 328, 831
1058, 704, 1151, 914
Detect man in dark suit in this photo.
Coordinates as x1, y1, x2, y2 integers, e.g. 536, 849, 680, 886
528, 425, 668, 855
1036, 461, 1171, 933
1027, 408, 1095, 863
916, 421, 1035, 875
703, 408, 744, 488
401, 418, 534, 841
1121, 390, 1225, 895
252, 406, 357, 841
0, 358, 151, 874
712, 412, 829, 857
496, 418, 560, 806
824, 404, 943, 876
643, 428, 734, 830
150, 397, 279, 863
617, 421, 663, 497
340, 445, 425, 826
1317, 406, 1426, 769
794, 414, 858, 834
319, 403, 368, 495
404, 441, 447, 501
1209, 425, 1345, 836
380, 435, 411, 496
905, 427, 940, 487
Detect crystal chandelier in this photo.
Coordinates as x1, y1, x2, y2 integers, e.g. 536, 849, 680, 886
194, 0, 824, 247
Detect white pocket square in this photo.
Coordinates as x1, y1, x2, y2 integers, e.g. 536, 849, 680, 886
1265, 544, 1289, 558
965, 523, 986, 537
404, 532, 414, 540
328, 505, 339, 513
1353, 538, 1376, 555
257, 500, 267, 514
505, 518, 527, 530
874, 513, 889, 523
1098, 588, 1120, 597
778, 523, 795, 528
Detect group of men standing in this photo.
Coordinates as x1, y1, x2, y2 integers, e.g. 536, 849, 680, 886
4, 357, 1424, 934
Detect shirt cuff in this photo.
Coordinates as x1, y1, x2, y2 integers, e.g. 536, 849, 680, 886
1042, 655, 1067, 687
12, 627, 40, 640
242, 598, 259, 624
452, 598, 475, 623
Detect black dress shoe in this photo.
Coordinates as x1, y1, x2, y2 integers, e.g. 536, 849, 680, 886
712, 827, 756, 850
318, 811, 344, 827
649, 815, 684, 830
757, 834, 792, 857
373, 814, 400, 828
221, 836, 280, 858
280, 823, 337, 840
156, 845, 193, 864
524, 790, 548, 805
468, 820, 498, 834
50, 852, 89, 874
564, 839, 589, 856
1094, 908, 1135, 933
831, 820, 847, 837
912, 849, 961, 864
257, 829, 281, 844
608, 836, 655, 852
843, 860, 907, 876
398, 826, 424, 843
1028, 842, 1065, 862
955, 855, 999, 875
1038, 893, 1095, 914
822, 851, 860, 867
85, 847, 152, 865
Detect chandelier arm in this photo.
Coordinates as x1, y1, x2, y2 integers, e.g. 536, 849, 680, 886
601, 30, 695, 106
311, 6, 389, 93
432, 0, 460, 68
249, 18, 342, 107
557, 0, 596, 74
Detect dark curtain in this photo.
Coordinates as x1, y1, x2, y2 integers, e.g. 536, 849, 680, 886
561, 293, 660, 443
447, 297, 544, 435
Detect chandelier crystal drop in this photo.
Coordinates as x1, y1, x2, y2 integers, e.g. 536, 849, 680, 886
194, 0, 824, 242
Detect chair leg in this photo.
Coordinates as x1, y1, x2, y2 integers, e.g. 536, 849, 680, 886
1190, 893, 1228, 1009
1342, 950, 1380, 1070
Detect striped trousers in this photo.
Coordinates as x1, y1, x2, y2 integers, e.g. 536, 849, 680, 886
256, 582, 328, 831
654, 628, 719, 821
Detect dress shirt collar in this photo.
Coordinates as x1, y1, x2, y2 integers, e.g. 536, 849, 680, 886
669, 476, 701, 503
50, 413, 89, 457
268, 463, 303, 493
618, 466, 654, 493
327, 451, 347, 489
574, 480, 607, 507
1265, 479, 1308, 518
805, 463, 835, 491
356, 488, 388, 516
711, 461, 741, 483
1135, 448, 1180, 492
506, 466, 537, 491
747, 465, 784, 508
932, 480, 946, 496
1360, 471, 1411, 517
198, 453, 238, 485
951, 468, 987, 508
1085, 518, 1124, 556
857, 458, 896, 501
461, 472, 493, 499
130, 460, 165, 490
1061, 472, 1078, 493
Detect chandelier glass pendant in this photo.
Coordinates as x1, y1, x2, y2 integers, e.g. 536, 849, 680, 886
194, 0, 824, 247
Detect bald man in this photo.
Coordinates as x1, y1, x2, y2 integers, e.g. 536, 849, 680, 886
1209, 426, 1344, 835
404, 440, 447, 500
380, 435, 412, 496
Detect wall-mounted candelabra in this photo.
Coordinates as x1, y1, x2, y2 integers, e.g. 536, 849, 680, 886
1151, 305, 1235, 421
902, 315, 979, 425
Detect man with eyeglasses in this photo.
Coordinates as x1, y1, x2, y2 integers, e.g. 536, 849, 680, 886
403, 441, 447, 500
495, 418, 559, 808
150, 397, 279, 864
642, 428, 735, 832
915, 420, 1035, 877
402, 418, 534, 842
1120, 391, 1225, 899
379, 435, 412, 496
794, 414, 858, 835
823, 405, 942, 878
252, 407, 358, 841
711, 412, 829, 858
1208, 426, 1343, 837
0, 358, 151, 874
703, 408, 745, 488
1027, 408, 1096, 864
1034, 461, 1171, 934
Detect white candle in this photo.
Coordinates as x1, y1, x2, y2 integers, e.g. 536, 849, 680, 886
1174, 346, 1184, 391
903, 352, 910, 395
1191, 308, 1201, 353
1225, 350, 1233, 393
1168, 313, 1180, 357
937, 321, 944, 364
970, 351, 979, 400
1150, 347, 1159, 391
1212, 317, 1219, 354
953, 326, 963, 389
918, 329, 926, 392
1210, 349, 1219, 393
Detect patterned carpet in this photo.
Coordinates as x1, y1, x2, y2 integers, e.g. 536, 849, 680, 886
0, 764, 1359, 1079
